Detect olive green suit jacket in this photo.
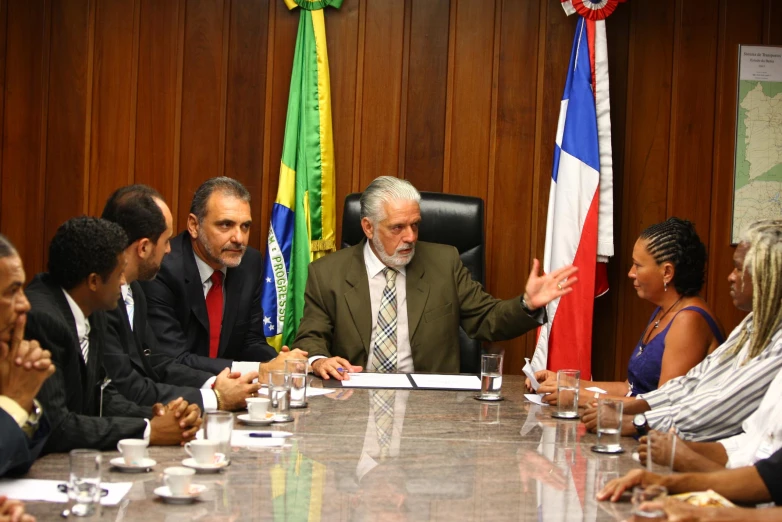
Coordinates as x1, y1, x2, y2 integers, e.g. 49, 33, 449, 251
294, 240, 544, 373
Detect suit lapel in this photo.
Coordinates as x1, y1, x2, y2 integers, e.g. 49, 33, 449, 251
405, 253, 429, 342
218, 268, 240, 356
344, 244, 372, 356
182, 237, 210, 332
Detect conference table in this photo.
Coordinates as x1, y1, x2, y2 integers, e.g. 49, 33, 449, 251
23, 376, 640, 521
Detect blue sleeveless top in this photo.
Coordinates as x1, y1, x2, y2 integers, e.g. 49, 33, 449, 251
627, 306, 724, 396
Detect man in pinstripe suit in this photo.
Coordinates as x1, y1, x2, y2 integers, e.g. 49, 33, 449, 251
25, 217, 202, 453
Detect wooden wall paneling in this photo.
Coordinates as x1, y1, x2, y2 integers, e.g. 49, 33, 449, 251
357, 0, 405, 188
43, 0, 91, 253
325, 0, 359, 245
87, 0, 138, 217
665, 0, 719, 259
1, 0, 48, 277
591, 5, 631, 381
488, 0, 541, 373
264, 2, 298, 240
444, 0, 495, 200
0, 0, 6, 230
613, 0, 676, 378
402, 0, 449, 193
764, 0, 782, 44
224, 0, 268, 250
706, 0, 765, 334
134, 0, 184, 217
177, 0, 227, 227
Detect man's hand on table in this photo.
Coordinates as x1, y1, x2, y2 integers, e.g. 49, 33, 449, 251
258, 346, 308, 382
0, 495, 34, 522
214, 368, 261, 410
311, 356, 362, 381
149, 398, 202, 445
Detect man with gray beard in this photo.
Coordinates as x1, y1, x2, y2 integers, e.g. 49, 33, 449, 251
295, 176, 578, 378
141, 177, 306, 377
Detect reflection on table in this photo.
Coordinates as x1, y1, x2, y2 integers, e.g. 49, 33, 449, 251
23, 376, 636, 521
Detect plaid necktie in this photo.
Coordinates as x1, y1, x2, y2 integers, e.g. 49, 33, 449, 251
371, 389, 395, 458
370, 267, 398, 373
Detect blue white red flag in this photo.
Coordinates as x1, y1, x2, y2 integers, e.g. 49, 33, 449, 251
531, 16, 614, 379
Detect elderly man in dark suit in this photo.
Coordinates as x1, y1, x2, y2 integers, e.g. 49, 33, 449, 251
101, 184, 269, 412
0, 235, 54, 477
141, 177, 306, 376
295, 176, 579, 380
25, 217, 201, 453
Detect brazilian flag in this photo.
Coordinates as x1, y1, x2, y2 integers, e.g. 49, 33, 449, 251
262, 0, 340, 350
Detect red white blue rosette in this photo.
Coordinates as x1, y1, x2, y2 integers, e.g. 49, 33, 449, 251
561, 0, 625, 20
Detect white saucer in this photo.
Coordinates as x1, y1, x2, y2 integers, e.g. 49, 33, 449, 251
237, 413, 274, 426
154, 484, 207, 504
109, 457, 156, 472
182, 456, 229, 473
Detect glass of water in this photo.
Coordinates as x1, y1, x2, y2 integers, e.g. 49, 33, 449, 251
594, 398, 623, 453
632, 485, 667, 520
68, 449, 102, 517
268, 370, 292, 421
555, 369, 580, 418
204, 410, 233, 459
478, 353, 503, 400
284, 359, 308, 409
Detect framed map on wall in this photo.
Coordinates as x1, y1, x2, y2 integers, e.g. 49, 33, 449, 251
732, 45, 782, 244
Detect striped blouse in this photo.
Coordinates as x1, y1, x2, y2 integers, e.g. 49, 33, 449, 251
639, 313, 782, 442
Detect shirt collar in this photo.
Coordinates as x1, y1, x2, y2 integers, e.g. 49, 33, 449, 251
121, 283, 132, 303
61, 288, 90, 341
193, 249, 227, 285
363, 240, 406, 278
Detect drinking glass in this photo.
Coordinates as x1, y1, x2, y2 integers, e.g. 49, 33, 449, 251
204, 410, 233, 459
479, 353, 503, 399
284, 359, 308, 408
555, 369, 580, 418
594, 398, 623, 453
68, 449, 102, 517
268, 370, 292, 421
631, 485, 667, 520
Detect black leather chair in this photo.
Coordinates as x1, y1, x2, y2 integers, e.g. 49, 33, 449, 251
341, 191, 485, 373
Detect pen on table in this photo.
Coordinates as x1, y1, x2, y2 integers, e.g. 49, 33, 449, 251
249, 432, 291, 438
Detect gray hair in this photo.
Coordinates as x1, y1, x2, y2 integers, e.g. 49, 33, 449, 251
359, 176, 421, 223
190, 177, 251, 223
0, 234, 17, 259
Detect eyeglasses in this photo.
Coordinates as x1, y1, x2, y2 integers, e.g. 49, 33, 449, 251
57, 483, 109, 498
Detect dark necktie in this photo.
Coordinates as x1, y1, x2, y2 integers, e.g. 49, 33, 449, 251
206, 271, 224, 358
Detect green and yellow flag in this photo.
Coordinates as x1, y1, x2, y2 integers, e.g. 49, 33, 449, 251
262, 0, 340, 350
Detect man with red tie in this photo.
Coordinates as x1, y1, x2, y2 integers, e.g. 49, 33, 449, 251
141, 177, 305, 376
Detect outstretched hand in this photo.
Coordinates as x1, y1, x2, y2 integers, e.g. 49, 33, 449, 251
524, 259, 579, 310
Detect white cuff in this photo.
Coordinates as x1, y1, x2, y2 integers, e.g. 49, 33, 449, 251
308, 355, 327, 369
201, 376, 217, 389
143, 418, 151, 441
231, 361, 260, 375
201, 389, 218, 411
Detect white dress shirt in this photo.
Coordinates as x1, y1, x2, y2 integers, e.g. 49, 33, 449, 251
121, 284, 218, 411
62, 289, 90, 363
719, 367, 782, 468
308, 241, 414, 372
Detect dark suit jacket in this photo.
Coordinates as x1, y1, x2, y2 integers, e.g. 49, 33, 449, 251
140, 231, 277, 374
0, 409, 49, 476
294, 241, 543, 373
25, 274, 149, 453
103, 281, 213, 409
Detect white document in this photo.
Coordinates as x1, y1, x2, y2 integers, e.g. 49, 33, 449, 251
340, 372, 413, 389
0, 479, 132, 506
523, 358, 541, 391
231, 431, 287, 448
410, 374, 481, 390
306, 385, 336, 397
524, 394, 548, 406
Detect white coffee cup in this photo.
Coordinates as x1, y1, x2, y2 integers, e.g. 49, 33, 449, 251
117, 438, 148, 466
246, 397, 270, 420
163, 466, 195, 496
184, 439, 220, 465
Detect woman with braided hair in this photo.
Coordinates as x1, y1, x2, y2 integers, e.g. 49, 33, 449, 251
531, 218, 725, 404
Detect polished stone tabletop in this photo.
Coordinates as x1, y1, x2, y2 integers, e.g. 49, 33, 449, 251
22, 376, 641, 521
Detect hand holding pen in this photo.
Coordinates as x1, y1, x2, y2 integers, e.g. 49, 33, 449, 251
310, 356, 363, 381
